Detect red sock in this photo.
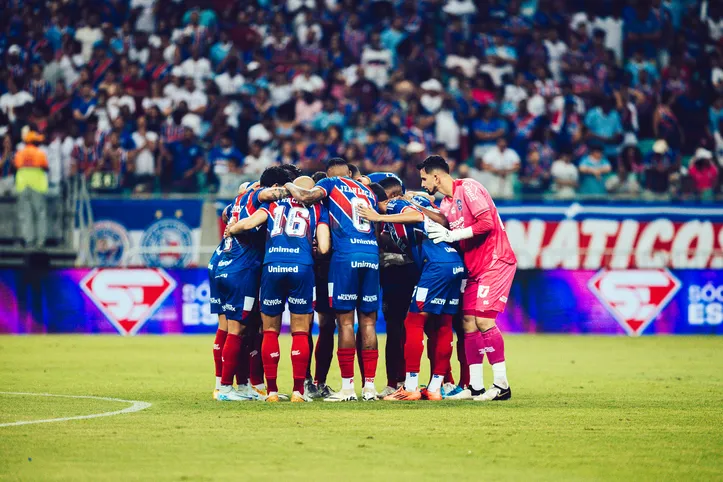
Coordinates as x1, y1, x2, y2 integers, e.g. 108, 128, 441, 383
482, 326, 506, 364
337, 347, 355, 379
213, 329, 227, 378
249, 331, 264, 386
403, 312, 425, 373
261, 330, 280, 393
426, 329, 437, 377
457, 336, 469, 388
291, 331, 310, 394
362, 349, 378, 383
220, 333, 242, 386
235, 335, 250, 386
433, 315, 454, 376
356, 331, 364, 380
314, 324, 334, 384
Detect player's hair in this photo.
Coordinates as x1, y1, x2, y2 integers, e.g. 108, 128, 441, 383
326, 157, 348, 169
417, 155, 450, 174
348, 163, 361, 178
279, 164, 302, 180
259, 166, 291, 188
369, 183, 388, 203
378, 176, 403, 197
312, 171, 327, 182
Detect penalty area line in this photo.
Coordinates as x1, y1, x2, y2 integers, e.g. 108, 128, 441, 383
0, 392, 152, 427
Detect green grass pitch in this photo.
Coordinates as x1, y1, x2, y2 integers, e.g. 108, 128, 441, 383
0, 335, 721, 481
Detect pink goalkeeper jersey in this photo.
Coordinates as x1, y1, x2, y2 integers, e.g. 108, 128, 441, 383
439, 178, 517, 278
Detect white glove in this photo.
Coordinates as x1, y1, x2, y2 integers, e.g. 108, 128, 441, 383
427, 223, 473, 244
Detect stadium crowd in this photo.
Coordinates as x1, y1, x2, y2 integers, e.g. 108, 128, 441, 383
1, 0, 722, 199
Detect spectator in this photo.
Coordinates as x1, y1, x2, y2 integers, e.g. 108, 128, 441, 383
0, 134, 15, 196
242, 140, 274, 179
578, 145, 612, 196
163, 126, 206, 192
605, 160, 641, 197
208, 132, 244, 186
550, 151, 579, 199
478, 137, 521, 199
519, 149, 551, 196
643, 140, 678, 200
688, 148, 719, 198
364, 129, 402, 174
584, 97, 623, 160
129, 116, 160, 193
14, 129, 49, 248
361, 32, 393, 88
0, 77, 34, 123
472, 105, 506, 161
292, 61, 325, 94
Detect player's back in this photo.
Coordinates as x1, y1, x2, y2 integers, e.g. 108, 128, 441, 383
218, 188, 266, 272
384, 198, 462, 270
367, 172, 405, 192
314, 176, 378, 255
260, 197, 327, 266
441, 178, 516, 275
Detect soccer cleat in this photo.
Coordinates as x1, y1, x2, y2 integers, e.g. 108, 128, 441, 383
362, 386, 378, 401
216, 386, 253, 402
474, 384, 512, 401
382, 387, 422, 401
442, 384, 473, 400
291, 391, 313, 403
212, 389, 219, 400
243, 385, 266, 401
278, 393, 290, 401
421, 388, 443, 401
469, 387, 486, 397
377, 386, 397, 399
305, 379, 319, 399
324, 388, 358, 402
265, 392, 280, 402
314, 383, 336, 399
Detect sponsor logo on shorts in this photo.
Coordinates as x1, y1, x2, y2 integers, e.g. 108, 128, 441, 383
263, 299, 283, 306
478, 285, 490, 299
453, 266, 464, 274
351, 261, 379, 269
207, 263, 214, 270
350, 238, 378, 246
430, 298, 445, 305
217, 259, 233, 267
222, 303, 236, 311
210, 297, 220, 305
338, 294, 357, 301
269, 246, 300, 254
450, 299, 459, 305
445, 247, 458, 254
362, 295, 378, 302
215, 273, 228, 279
267, 265, 299, 273
500, 295, 508, 303
288, 297, 305, 305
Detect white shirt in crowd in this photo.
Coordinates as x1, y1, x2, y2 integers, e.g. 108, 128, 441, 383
0, 90, 34, 122
185, 89, 208, 112
269, 81, 294, 106
544, 39, 567, 81
551, 159, 579, 199
129, 45, 150, 65
131, 0, 157, 33
550, 94, 586, 115
242, 148, 275, 176
163, 82, 183, 104
46, 136, 75, 186
712, 67, 723, 89
163, 44, 178, 64
142, 96, 173, 115
247, 123, 273, 146
181, 57, 212, 88
75, 25, 102, 61
442, 0, 477, 16
361, 47, 393, 87
504, 84, 529, 106
297, 23, 323, 45
483, 146, 520, 172
215, 72, 245, 96
291, 73, 325, 93
445, 55, 479, 79
131, 130, 159, 176
435, 109, 461, 150
107, 94, 136, 120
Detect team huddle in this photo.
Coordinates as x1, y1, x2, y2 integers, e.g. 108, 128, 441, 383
208, 155, 517, 403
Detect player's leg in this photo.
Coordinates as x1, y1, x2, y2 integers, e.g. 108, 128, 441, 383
460, 276, 488, 398
288, 264, 315, 402
358, 259, 380, 401
209, 266, 226, 399
473, 262, 516, 401
324, 253, 359, 402
313, 311, 336, 397
260, 312, 282, 402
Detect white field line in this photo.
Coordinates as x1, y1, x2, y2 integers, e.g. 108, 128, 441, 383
0, 392, 151, 427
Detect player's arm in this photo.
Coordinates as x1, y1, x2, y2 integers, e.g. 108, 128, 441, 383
284, 182, 326, 204
316, 223, 330, 255
257, 186, 290, 202
358, 205, 423, 224
225, 210, 268, 236
426, 183, 494, 244
403, 192, 449, 227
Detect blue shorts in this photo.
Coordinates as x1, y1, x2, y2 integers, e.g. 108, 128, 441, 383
260, 263, 314, 316
328, 252, 380, 313
215, 267, 260, 322
208, 261, 221, 315
410, 262, 465, 315
314, 260, 332, 314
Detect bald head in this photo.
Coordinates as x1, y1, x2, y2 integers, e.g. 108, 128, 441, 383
294, 175, 315, 190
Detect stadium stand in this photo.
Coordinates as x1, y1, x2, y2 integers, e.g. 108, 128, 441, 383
0, 0, 721, 202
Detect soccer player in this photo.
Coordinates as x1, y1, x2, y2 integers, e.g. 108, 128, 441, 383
215, 166, 292, 401
359, 181, 465, 401
417, 155, 516, 401
226, 176, 331, 402
282, 158, 382, 402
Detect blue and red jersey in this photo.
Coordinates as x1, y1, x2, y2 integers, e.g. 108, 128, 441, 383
366, 171, 405, 193
259, 198, 329, 266
313, 176, 378, 255
383, 198, 462, 270
219, 188, 265, 271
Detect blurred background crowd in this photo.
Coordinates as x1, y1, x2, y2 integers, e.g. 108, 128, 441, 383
1, 0, 723, 199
